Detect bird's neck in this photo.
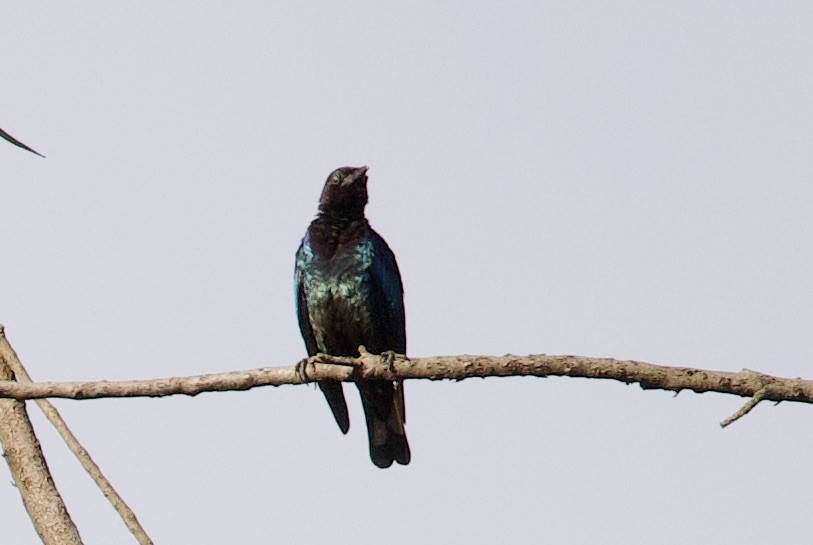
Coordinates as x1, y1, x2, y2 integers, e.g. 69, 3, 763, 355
316, 207, 366, 225
308, 215, 369, 257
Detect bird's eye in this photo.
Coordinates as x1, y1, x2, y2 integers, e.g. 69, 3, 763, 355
331, 173, 342, 184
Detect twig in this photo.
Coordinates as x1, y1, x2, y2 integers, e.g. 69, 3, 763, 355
720, 388, 766, 428
0, 325, 83, 545
0, 329, 154, 544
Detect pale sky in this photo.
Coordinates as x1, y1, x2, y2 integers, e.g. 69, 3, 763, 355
3, 2, 813, 543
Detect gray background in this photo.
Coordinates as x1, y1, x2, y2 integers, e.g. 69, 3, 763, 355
3, 2, 813, 543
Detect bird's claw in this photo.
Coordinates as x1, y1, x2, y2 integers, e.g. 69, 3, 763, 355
295, 358, 310, 382
296, 354, 327, 382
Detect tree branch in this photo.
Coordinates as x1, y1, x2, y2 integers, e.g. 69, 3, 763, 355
0, 327, 154, 544
0, 351, 809, 426
0, 337, 154, 545
0, 327, 83, 545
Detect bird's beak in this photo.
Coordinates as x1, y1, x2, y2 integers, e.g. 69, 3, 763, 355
342, 165, 369, 186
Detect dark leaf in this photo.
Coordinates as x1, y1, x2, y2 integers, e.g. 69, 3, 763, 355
0, 127, 44, 157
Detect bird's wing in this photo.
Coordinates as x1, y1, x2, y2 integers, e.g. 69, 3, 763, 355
368, 229, 406, 354
361, 229, 409, 454
294, 241, 319, 356
295, 238, 350, 434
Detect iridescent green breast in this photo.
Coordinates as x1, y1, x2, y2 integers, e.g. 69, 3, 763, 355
297, 234, 376, 356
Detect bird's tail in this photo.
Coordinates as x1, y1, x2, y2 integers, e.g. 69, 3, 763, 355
358, 380, 410, 468
319, 381, 350, 434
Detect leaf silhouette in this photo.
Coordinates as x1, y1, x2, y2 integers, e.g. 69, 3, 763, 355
0, 127, 44, 157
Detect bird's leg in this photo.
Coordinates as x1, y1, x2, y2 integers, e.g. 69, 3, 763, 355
308, 352, 361, 371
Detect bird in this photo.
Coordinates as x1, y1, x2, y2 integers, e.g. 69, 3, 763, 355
294, 165, 410, 468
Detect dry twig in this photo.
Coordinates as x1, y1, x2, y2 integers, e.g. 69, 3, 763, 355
0, 351, 808, 427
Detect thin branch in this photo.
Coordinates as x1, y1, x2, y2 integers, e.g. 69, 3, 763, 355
0, 351, 809, 427
720, 381, 768, 428
0, 327, 83, 545
0, 329, 154, 545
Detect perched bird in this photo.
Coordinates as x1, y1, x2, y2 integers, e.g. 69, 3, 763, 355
295, 165, 410, 468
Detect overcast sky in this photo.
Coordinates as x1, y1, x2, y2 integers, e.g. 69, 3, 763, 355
3, 2, 813, 543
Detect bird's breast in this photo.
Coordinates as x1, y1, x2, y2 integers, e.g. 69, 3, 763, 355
298, 238, 376, 355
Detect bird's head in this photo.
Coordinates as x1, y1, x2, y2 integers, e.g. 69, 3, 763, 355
318, 165, 369, 218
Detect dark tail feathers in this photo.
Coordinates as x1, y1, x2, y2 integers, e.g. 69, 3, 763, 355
318, 381, 350, 434
358, 381, 410, 468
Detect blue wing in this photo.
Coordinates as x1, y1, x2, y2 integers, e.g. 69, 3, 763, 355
368, 229, 406, 354
359, 228, 410, 460
294, 241, 319, 356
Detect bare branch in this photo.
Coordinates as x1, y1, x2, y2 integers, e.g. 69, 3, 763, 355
0, 326, 83, 545
0, 352, 809, 427
0, 331, 154, 545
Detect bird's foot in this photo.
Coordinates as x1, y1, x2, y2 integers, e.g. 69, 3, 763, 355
380, 350, 398, 374
296, 354, 326, 382
295, 358, 310, 382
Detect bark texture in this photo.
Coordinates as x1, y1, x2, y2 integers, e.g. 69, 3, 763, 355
0, 326, 83, 545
